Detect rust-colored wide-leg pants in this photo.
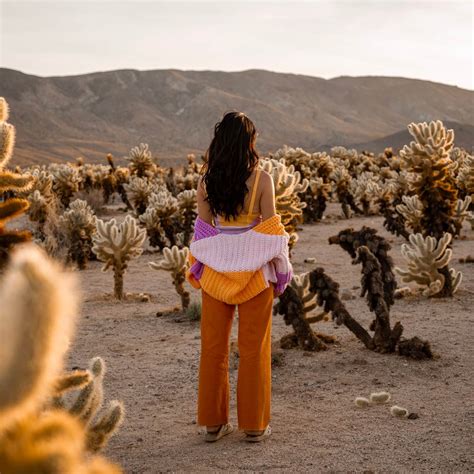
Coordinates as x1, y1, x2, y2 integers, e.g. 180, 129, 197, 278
197, 286, 273, 431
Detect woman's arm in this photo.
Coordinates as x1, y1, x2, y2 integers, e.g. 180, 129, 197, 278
259, 170, 277, 221
196, 176, 215, 226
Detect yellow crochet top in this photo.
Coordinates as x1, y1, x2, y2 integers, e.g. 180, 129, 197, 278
212, 168, 262, 227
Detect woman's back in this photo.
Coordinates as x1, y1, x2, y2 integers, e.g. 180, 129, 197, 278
212, 167, 263, 233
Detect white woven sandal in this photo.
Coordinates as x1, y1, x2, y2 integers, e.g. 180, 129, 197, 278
204, 423, 234, 442
244, 425, 272, 442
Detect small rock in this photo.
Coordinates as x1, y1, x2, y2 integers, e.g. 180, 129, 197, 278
341, 288, 356, 300
304, 257, 317, 263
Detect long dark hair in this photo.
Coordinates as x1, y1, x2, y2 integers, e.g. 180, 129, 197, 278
201, 111, 260, 221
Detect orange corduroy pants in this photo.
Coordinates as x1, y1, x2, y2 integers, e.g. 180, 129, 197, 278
197, 285, 273, 431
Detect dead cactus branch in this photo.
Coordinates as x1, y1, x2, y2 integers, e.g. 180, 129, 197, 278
329, 226, 397, 308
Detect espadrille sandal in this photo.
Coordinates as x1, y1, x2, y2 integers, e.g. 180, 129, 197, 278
244, 425, 272, 442
204, 423, 234, 442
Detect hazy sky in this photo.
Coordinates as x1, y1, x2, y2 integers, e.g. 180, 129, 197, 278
1, 0, 472, 89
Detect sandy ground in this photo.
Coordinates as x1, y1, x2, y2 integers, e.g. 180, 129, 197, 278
64, 203, 474, 473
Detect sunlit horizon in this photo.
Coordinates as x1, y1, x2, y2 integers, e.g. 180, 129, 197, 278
1, 0, 472, 90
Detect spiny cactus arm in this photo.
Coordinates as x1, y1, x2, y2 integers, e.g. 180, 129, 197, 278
273, 285, 328, 351
69, 357, 104, 422
404, 120, 454, 159
449, 268, 463, 293
0, 245, 79, 430
308, 267, 374, 349
0, 198, 30, 223
86, 400, 125, 453
118, 216, 146, 257
394, 233, 461, 295
0, 409, 123, 473
54, 370, 91, 395
0, 170, 34, 193
149, 246, 189, 271
0, 97, 10, 122
0, 120, 15, 168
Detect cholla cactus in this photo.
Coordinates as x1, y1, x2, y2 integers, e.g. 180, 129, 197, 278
271, 146, 332, 222
289, 271, 326, 320
274, 271, 332, 351
149, 245, 190, 310
126, 143, 157, 178
394, 232, 462, 297
396, 195, 424, 234
139, 188, 180, 249
0, 244, 122, 473
452, 196, 473, 236
176, 189, 197, 247
259, 157, 308, 252
452, 148, 474, 201
0, 97, 34, 268
92, 215, 147, 299
303, 177, 332, 222
349, 172, 380, 215
329, 166, 362, 218
399, 120, 458, 240
50, 164, 82, 208
329, 226, 397, 309
58, 199, 97, 269
103, 154, 132, 208
174, 156, 201, 192
307, 256, 432, 359
124, 176, 157, 215
53, 357, 125, 453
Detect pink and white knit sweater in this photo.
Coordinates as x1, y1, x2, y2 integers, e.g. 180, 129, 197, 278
186, 214, 293, 304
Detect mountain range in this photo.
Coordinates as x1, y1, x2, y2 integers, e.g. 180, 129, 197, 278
1, 67, 472, 167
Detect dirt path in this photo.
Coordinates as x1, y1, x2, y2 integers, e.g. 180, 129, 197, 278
67, 204, 474, 473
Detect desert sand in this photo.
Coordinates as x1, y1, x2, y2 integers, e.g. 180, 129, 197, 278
66, 203, 474, 473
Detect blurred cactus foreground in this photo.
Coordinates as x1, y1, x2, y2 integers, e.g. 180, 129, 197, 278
0, 244, 123, 473
0, 98, 34, 268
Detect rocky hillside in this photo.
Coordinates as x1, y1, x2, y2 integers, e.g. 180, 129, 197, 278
1, 67, 472, 166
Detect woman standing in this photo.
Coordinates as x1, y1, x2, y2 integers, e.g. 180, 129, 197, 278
187, 111, 292, 443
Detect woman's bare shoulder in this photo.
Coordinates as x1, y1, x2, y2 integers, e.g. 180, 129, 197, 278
259, 169, 273, 189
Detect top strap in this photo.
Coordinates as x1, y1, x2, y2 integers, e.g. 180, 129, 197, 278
246, 168, 261, 220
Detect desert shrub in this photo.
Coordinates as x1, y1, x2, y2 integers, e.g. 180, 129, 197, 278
185, 300, 201, 321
